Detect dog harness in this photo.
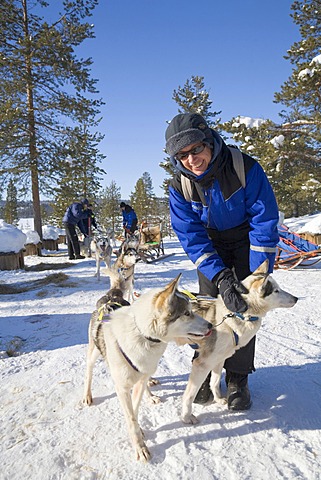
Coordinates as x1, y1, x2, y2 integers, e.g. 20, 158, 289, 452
117, 333, 161, 373
224, 312, 260, 346
180, 289, 259, 348
97, 303, 123, 322
99, 303, 162, 373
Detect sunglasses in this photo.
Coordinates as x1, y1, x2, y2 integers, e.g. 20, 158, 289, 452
174, 143, 206, 161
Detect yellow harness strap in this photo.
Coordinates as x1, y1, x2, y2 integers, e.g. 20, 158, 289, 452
180, 289, 198, 300
98, 302, 123, 322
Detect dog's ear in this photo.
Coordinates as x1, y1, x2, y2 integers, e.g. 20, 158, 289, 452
154, 274, 182, 310
253, 259, 269, 276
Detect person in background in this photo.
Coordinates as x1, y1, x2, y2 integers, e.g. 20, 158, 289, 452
62, 198, 90, 260
77, 204, 98, 258
119, 202, 138, 236
165, 113, 279, 410
78, 204, 98, 237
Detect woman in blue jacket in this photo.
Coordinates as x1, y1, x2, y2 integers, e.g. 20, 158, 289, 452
165, 113, 279, 410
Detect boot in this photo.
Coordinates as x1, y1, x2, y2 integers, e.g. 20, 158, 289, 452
75, 254, 85, 259
226, 371, 252, 411
193, 373, 214, 405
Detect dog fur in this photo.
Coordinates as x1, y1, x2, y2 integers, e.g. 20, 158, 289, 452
82, 274, 213, 462
113, 238, 139, 303
180, 260, 298, 424
106, 227, 117, 248
92, 233, 113, 281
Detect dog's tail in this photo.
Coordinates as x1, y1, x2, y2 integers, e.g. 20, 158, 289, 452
104, 267, 126, 293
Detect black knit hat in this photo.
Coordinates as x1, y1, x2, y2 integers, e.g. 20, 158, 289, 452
120, 202, 126, 208
165, 113, 213, 156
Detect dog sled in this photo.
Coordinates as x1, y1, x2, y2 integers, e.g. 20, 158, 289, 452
274, 224, 321, 270
137, 219, 171, 263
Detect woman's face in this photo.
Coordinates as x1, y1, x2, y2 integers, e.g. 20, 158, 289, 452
175, 142, 212, 175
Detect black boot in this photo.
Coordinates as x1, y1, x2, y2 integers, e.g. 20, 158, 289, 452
193, 372, 214, 405
226, 371, 251, 411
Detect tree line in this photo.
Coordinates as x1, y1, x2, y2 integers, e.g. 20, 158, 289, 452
0, 0, 320, 238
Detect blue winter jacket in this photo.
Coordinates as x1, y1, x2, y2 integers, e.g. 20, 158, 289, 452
122, 205, 138, 230
62, 202, 89, 235
169, 134, 279, 281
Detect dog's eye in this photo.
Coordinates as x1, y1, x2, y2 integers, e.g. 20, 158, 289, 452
185, 311, 191, 317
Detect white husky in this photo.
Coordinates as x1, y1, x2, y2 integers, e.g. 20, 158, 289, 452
92, 233, 113, 281
180, 260, 298, 425
82, 274, 213, 462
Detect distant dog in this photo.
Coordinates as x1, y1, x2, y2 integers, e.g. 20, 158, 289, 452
92, 233, 113, 281
93, 269, 161, 404
106, 227, 117, 248
82, 274, 213, 462
113, 237, 139, 302
180, 260, 298, 425
80, 234, 93, 257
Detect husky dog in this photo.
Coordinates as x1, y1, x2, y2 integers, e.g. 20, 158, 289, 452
180, 260, 298, 425
92, 233, 113, 281
113, 238, 139, 303
82, 274, 213, 462
80, 234, 93, 258
106, 227, 117, 248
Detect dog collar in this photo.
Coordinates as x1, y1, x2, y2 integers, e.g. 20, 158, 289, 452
144, 335, 161, 343
130, 313, 162, 343
223, 312, 259, 322
235, 312, 260, 322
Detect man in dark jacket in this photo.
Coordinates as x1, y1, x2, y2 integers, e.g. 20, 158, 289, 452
62, 198, 90, 260
120, 202, 138, 235
165, 113, 279, 410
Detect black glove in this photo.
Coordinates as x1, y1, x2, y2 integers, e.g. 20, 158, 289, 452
215, 269, 248, 313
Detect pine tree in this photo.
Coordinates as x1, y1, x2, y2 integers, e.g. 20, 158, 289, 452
49, 124, 106, 225
0, 0, 104, 238
160, 76, 221, 195
99, 181, 122, 234
4, 179, 18, 225
273, 0, 321, 215
130, 172, 158, 223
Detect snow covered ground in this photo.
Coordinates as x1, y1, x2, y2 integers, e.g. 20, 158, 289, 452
1, 217, 321, 479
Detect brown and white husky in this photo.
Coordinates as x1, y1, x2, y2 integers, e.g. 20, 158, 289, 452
82, 274, 213, 462
180, 260, 298, 425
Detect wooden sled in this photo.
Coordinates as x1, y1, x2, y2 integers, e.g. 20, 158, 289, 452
138, 219, 167, 263
274, 224, 321, 270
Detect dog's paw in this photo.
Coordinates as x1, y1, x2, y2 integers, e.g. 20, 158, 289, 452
147, 377, 160, 387
215, 397, 227, 406
181, 414, 199, 425
82, 394, 93, 406
136, 444, 151, 463
148, 394, 162, 405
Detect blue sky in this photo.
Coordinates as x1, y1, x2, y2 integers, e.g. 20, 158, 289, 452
78, 0, 300, 199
